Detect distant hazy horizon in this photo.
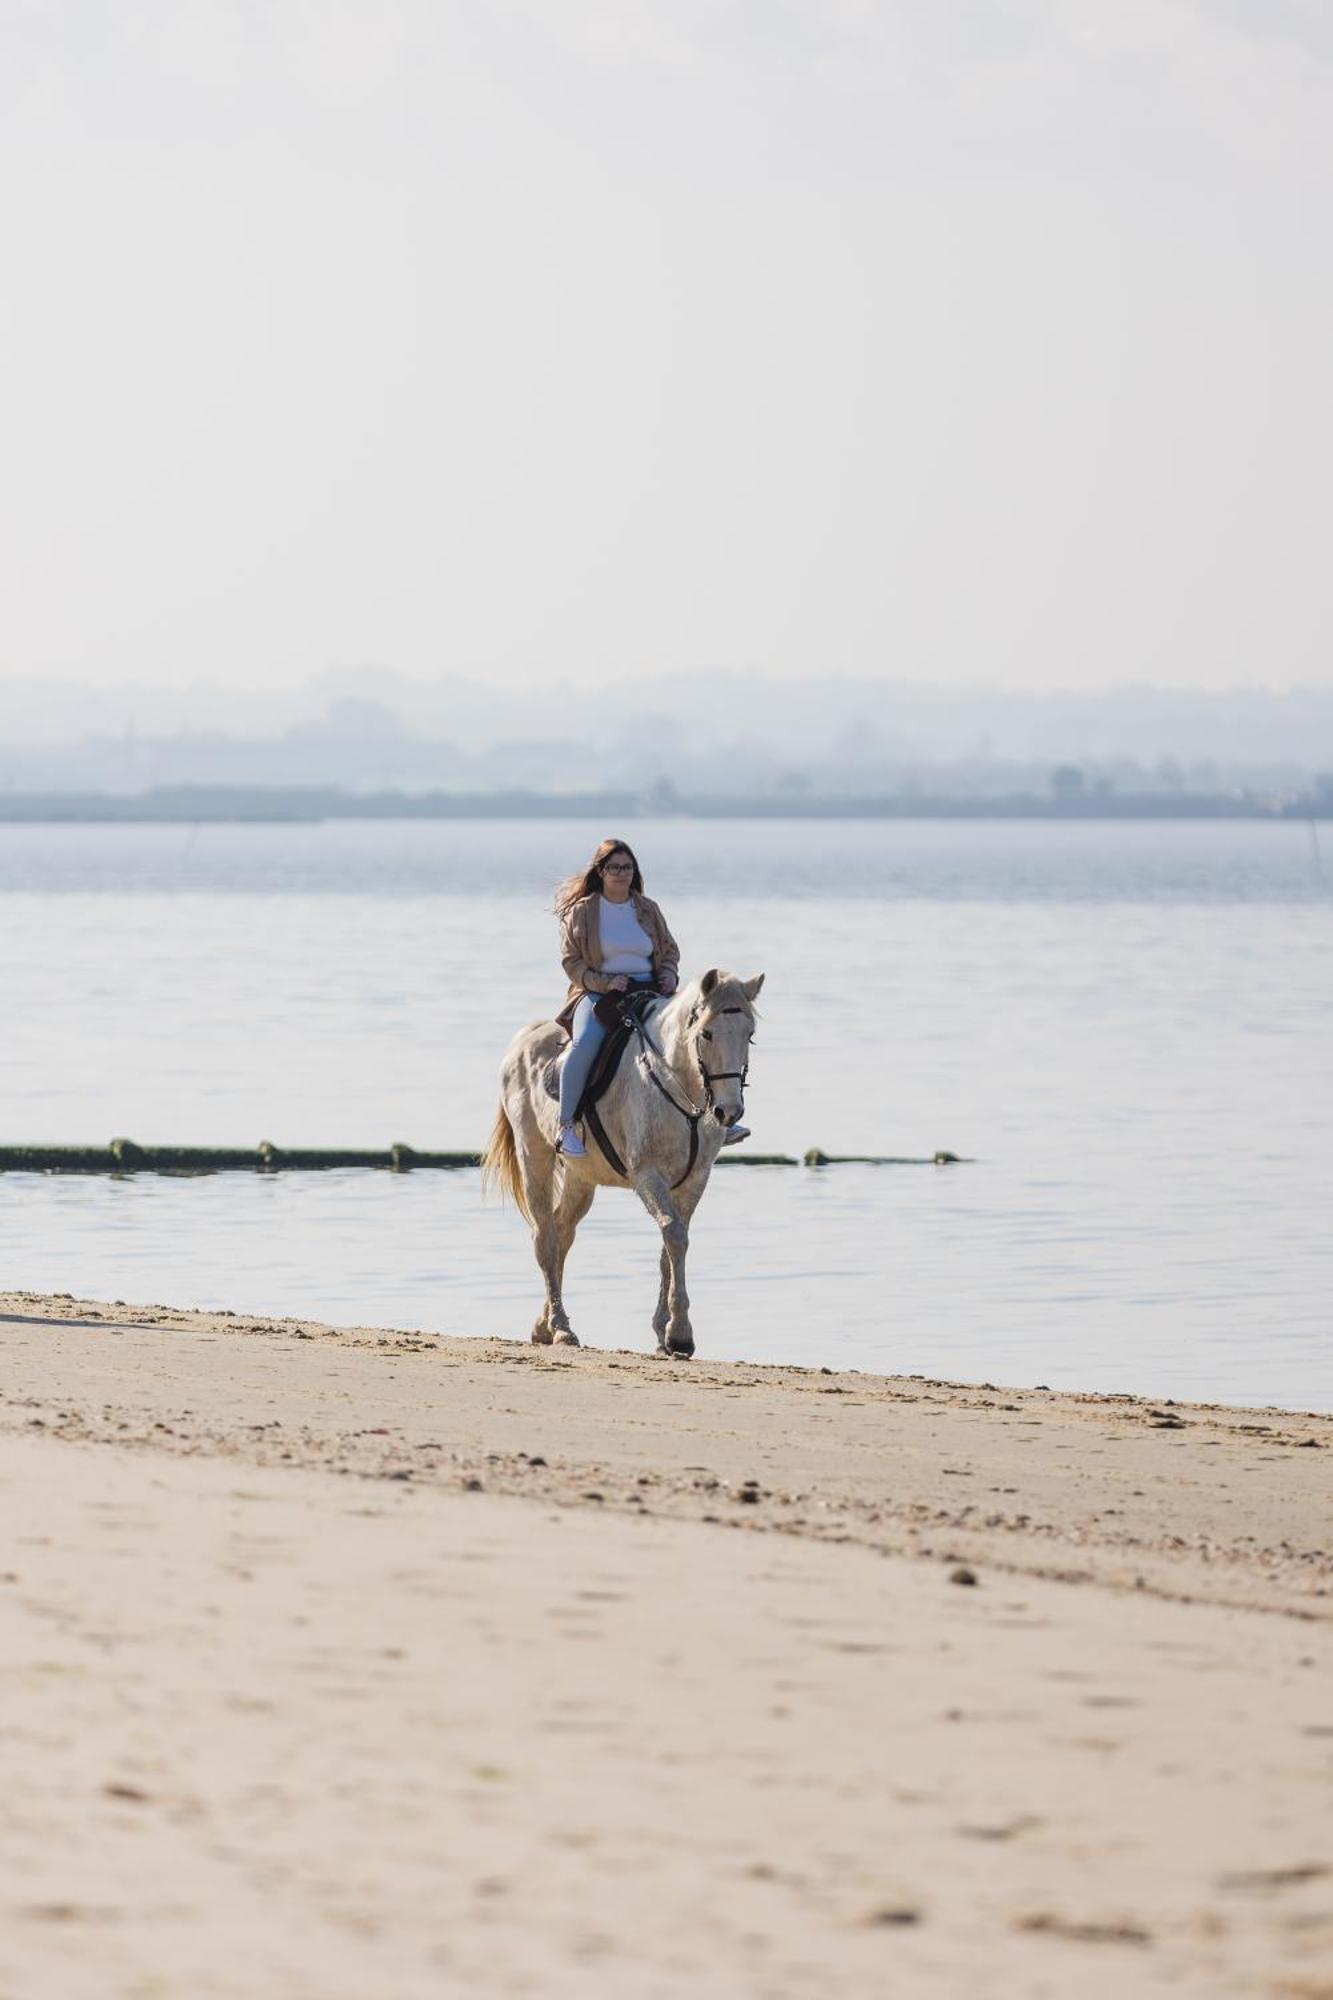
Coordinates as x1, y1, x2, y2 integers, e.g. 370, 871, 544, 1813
2, 3, 1330, 698
1, 670, 1330, 800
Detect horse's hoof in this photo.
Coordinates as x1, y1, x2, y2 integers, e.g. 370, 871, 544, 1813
666, 1337, 695, 1358
531, 1327, 554, 1346
554, 1330, 580, 1347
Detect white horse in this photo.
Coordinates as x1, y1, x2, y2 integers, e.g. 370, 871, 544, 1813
481, 969, 764, 1356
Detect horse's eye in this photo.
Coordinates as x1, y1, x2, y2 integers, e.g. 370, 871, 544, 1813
701, 1029, 713, 1041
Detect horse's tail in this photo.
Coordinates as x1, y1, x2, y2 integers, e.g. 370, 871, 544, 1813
480, 1102, 530, 1223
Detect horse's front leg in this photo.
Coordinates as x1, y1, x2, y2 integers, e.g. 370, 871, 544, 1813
634, 1168, 694, 1358
652, 1245, 671, 1349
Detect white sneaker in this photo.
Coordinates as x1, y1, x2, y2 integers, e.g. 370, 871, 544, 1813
721, 1124, 751, 1147
558, 1123, 587, 1157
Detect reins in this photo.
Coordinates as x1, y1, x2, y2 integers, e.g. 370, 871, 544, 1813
582, 998, 750, 1191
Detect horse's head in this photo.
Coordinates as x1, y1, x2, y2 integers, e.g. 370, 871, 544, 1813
686, 968, 765, 1128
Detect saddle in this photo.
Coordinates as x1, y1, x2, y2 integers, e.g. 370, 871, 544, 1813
543, 987, 702, 1188
541, 987, 659, 1122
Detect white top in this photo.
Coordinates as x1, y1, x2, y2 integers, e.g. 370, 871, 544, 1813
598, 896, 654, 978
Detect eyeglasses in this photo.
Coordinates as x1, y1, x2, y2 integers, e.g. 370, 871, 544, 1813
602, 861, 634, 874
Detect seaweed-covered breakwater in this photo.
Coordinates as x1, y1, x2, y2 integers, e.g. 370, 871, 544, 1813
0, 1142, 964, 1174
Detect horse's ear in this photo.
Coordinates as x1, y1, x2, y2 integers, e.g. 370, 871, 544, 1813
741, 973, 765, 1001
700, 968, 719, 998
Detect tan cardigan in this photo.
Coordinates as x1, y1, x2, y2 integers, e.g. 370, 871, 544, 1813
556, 892, 681, 1031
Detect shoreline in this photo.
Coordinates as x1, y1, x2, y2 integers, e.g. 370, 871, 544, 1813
5, 1281, 1327, 1414
3, 1288, 1330, 1997
4, 1289, 1330, 1618
4, 1274, 1327, 1421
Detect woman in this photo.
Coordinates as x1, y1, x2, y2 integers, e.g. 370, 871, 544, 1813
553, 837, 748, 1157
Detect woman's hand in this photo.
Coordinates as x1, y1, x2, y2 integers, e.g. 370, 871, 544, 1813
656, 972, 677, 995
608, 975, 631, 993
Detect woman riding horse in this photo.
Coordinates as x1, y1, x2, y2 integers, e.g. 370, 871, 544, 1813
553, 837, 750, 1157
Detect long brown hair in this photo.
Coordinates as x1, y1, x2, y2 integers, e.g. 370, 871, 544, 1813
553, 837, 644, 917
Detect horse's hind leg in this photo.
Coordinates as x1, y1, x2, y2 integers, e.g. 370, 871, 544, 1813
531, 1160, 597, 1347
531, 1173, 593, 1347
510, 1125, 573, 1347
532, 1242, 572, 1345
554, 1176, 595, 1294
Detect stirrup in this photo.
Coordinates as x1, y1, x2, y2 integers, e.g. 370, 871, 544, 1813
721, 1124, 751, 1147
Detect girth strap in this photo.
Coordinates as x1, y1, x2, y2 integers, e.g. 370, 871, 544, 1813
580, 1013, 704, 1192
582, 1098, 628, 1182
583, 1079, 701, 1191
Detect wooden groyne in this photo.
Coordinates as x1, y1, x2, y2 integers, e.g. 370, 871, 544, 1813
803, 1148, 964, 1167
0, 1142, 479, 1175
0, 1141, 967, 1175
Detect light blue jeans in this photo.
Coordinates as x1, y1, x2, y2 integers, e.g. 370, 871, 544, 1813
559, 983, 653, 1124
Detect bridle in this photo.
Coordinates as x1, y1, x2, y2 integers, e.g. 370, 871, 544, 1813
693, 1006, 752, 1115
627, 1001, 753, 1188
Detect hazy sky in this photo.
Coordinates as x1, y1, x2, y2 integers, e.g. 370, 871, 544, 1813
2, 1, 1330, 698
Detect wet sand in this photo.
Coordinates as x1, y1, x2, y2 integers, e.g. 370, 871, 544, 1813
1, 1289, 1330, 1998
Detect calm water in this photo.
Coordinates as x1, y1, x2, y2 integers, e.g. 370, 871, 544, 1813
2, 818, 1330, 1410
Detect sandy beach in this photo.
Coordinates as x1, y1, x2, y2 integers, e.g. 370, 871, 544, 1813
1, 1289, 1329, 1999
